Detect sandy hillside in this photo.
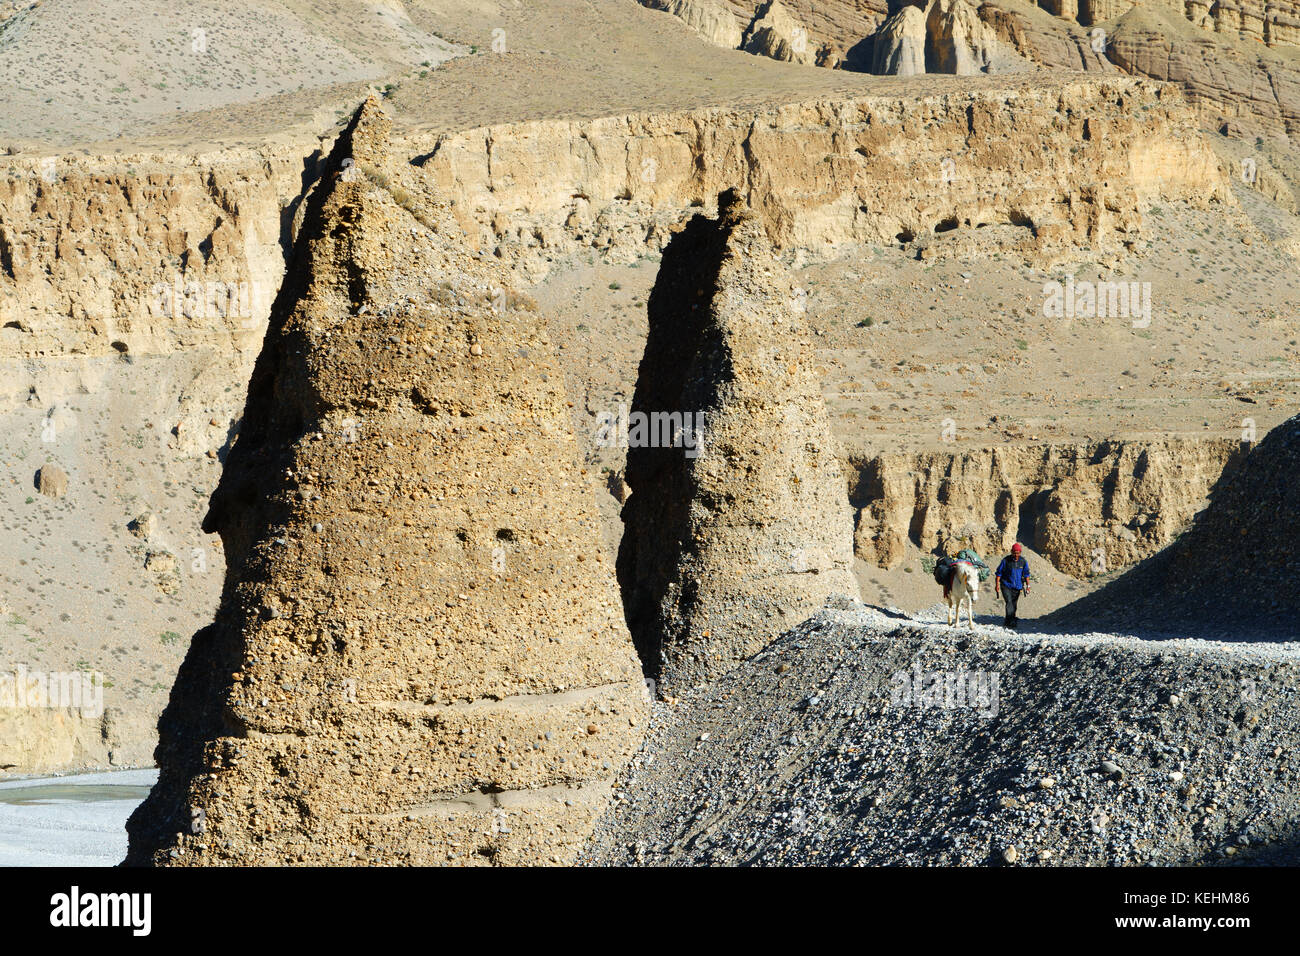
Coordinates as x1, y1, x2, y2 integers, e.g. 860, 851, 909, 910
0, 0, 459, 146
1, 0, 879, 150
0, 351, 236, 770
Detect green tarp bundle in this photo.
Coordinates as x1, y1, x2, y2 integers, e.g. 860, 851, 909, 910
955, 548, 991, 582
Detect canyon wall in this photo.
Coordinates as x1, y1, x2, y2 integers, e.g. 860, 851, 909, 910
0, 144, 318, 362
1043, 0, 1300, 47
979, 5, 1300, 140
639, 0, 1300, 147
0, 76, 1229, 376
647, 0, 1300, 75
1058, 411, 1300, 631
1103, 7, 1300, 140
0, 704, 142, 777
848, 437, 1250, 576
419, 77, 1228, 272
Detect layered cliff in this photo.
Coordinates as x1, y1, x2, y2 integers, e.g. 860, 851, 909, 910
0, 75, 1229, 366
1038, 0, 1300, 48
0, 144, 313, 359
849, 437, 1249, 577
124, 98, 647, 866
639, 0, 1300, 156
1057, 411, 1300, 634
1104, 6, 1300, 139
977, 3, 1300, 142
419, 76, 1227, 271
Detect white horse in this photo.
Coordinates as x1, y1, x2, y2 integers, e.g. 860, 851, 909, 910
944, 561, 980, 627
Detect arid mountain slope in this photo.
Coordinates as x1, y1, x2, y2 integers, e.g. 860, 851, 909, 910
0, 0, 459, 146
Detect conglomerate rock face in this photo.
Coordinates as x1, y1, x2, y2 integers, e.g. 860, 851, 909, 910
124, 97, 648, 866
617, 191, 860, 695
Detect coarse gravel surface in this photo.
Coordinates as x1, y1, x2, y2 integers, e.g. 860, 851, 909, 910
584, 598, 1300, 866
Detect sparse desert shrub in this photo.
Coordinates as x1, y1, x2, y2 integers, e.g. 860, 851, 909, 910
361, 165, 390, 189
505, 289, 538, 312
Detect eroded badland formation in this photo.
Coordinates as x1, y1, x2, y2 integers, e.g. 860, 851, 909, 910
124, 98, 647, 865
618, 191, 860, 692
1, 0, 1299, 865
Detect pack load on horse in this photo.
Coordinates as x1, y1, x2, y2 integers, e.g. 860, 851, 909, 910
933, 548, 990, 595
956, 548, 991, 581
933, 556, 957, 590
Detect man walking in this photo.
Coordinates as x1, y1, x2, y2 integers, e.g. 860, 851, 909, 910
995, 542, 1030, 629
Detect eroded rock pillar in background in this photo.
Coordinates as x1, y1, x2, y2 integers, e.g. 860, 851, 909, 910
617, 190, 860, 694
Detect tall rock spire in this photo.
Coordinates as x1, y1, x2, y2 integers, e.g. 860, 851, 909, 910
618, 190, 860, 694
125, 97, 647, 866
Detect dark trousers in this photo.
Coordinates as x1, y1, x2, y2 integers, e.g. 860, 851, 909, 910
1002, 587, 1021, 627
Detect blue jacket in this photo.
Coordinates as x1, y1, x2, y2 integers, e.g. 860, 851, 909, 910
996, 555, 1030, 590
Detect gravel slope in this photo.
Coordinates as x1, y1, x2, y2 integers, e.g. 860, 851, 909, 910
584, 600, 1300, 866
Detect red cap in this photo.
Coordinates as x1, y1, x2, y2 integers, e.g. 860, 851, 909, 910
1011, 543, 1023, 553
